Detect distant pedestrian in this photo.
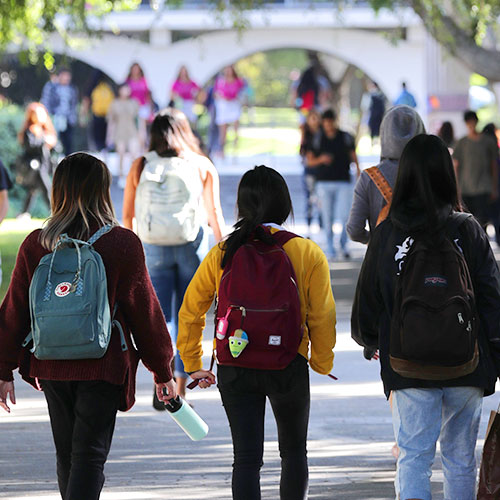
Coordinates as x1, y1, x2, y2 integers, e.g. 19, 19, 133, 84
17, 102, 57, 216
214, 65, 245, 157
170, 65, 201, 124
126, 62, 150, 151
352, 134, 500, 500
300, 109, 323, 235
177, 165, 336, 500
315, 109, 359, 260
82, 70, 115, 152
40, 71, 58, 112
123, 108, 225, 404
106, 84, 140, 188
437, 120, 455, 150
482, 122, 500, 244
368, 82, 386, 145
394, 82, 417, 108
0, 160, 12, 287
453, 110, 498, 227
43, 68, 78, 155
347, 105, 425, 244
0, 152, 176, 500
292, 66, 320, 124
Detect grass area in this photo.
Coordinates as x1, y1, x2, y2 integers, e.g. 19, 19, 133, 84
0, 219, 44, 301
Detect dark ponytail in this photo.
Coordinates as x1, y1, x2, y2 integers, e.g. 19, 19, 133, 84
221, 165, 293, 268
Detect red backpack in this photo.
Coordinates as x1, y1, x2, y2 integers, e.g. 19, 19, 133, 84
215, 227, 303, 370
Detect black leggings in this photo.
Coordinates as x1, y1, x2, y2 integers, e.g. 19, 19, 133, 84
42, 380, 121, 500
218, 355, 310, 500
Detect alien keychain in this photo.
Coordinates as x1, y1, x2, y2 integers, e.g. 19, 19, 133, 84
229, 307, 249, 358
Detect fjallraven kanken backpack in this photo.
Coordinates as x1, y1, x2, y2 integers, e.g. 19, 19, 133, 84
23, 225, 127, 360
134, 151, 202, 246
214, 227, 303, 370
389, 213, 479, 380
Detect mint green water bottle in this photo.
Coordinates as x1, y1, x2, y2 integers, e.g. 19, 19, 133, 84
165, 396, 209, 441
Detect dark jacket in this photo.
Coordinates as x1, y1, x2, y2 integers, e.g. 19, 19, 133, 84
351, 205, 500, 398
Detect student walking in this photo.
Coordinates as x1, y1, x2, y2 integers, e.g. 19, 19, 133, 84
300, 109, 323, 236
352, 134, 500, 500
123, 108, 225, 402
17, 102, 58, 216
106, 84, 140, 188
314, 109, 359, 260
0, 152, 176, 500
170, 65, 202, 124
177, 165, 336, 500
453, 110, 498, 228
394, 82, 417, 108
347, 105, 425, 244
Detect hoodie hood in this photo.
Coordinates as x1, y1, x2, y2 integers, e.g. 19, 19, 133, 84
380, 105, 426, 160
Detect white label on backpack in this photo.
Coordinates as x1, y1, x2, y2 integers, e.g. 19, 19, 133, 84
268, 335, 281, 346
55, 282, 72, 297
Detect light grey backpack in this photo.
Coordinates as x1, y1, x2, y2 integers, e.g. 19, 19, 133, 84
134, 151, 202, 246
23, 225, 127, 360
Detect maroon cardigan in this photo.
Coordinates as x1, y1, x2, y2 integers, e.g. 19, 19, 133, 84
0, 226, 173, 411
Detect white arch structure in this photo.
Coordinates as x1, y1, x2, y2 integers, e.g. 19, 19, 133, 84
53, 26, 428, 117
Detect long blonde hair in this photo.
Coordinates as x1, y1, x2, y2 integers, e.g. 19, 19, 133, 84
40, 153, 117, 250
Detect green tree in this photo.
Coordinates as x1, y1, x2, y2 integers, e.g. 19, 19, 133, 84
370, 0, 500, 82
0, 0, 141, 67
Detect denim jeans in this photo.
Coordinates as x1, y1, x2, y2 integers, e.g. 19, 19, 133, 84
392, 386, 483, 500
316, 180, 353, 257
218, 355, 310, 500
143, 229, 202, 378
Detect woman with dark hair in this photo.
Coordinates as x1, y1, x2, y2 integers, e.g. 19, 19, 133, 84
126, 62, 150, 151
0, 152, 176, 499
352, 134, 500, 499
214, 65, 245, 157
177, 165, 336, 500
482, 122, 500, 245
437, 120, 455, 150
17, 102, 57, 216
123, 108, 225, 403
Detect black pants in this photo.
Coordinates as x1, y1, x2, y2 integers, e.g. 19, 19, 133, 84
41, 380, 121, 500
59, 124, 74, 155
217, 355, 310, 500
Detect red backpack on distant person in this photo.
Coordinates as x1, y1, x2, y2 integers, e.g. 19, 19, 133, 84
214, 226, 303, 370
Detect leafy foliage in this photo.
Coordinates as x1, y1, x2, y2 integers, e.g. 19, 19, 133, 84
0, 0, 141, 68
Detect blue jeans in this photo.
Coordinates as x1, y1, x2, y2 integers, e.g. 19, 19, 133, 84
392, 387, 483, 500
316, 180, 353, 257
143, 229, 202, 378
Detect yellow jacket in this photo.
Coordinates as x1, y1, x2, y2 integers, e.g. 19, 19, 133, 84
177, 228, 336, 374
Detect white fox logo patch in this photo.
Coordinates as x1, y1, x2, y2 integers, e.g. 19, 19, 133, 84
395, 237, 414, 272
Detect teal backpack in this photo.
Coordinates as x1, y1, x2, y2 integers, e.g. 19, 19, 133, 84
22, 225, 128, 360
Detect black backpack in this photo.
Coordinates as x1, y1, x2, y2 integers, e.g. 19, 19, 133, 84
389, 213, 479, 380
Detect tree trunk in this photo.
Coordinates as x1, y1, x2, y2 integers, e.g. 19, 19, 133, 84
411, 0, 500, 82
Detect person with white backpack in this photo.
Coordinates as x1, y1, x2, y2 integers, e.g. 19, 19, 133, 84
123, 108, 225, 403
0, 152, 176, 500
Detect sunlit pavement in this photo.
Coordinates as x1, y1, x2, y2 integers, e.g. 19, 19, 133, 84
2, 313, 500, 499
2, 153, 500, 498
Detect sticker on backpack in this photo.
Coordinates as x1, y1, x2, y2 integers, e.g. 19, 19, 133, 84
268, 335, 281, 346
55, 282, 72, 297
424, 276, 448, 287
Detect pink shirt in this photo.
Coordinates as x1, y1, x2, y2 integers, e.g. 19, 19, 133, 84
126, 77, 149, 106
172, 79, 200, 101
215, 77, 245, 100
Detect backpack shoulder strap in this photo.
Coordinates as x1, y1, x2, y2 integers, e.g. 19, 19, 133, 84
365, 166, 393, 204
88, 224, 113, 245
271, 230, 301, 247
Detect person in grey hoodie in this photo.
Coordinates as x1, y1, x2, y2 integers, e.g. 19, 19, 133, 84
347, 105, 425, 244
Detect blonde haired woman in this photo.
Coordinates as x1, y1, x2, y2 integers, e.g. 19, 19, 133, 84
0, 152, 176, 499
